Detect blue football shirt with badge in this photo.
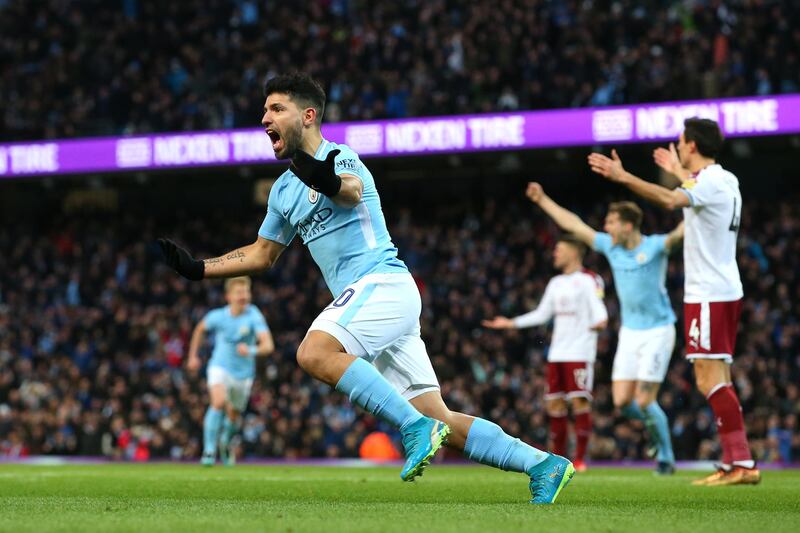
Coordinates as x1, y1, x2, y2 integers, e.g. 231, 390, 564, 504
593, 233, 676, 330
204, 304, 269, 380
258, 139, 408, 297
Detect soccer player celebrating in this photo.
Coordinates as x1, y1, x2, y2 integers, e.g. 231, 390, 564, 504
483, 236, 608, 473
186, 277, 274, 466
525, 183, 683, 474
158, 73, 574, 503
588, 117, 760, 485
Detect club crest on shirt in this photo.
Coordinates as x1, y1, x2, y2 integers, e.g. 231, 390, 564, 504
308, 189, 319, 204
239, 325, 251, 336
681, 178, 697, 190
636, 252, 647, 264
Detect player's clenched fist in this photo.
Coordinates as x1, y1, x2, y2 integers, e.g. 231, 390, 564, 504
236, 343, 252, 357
526, 182, 545, 203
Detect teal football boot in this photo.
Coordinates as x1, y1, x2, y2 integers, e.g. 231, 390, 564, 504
219, 438, 235, 467
528, 454, 575, 504
399, 417, 450, 481
200, 451, 215, 467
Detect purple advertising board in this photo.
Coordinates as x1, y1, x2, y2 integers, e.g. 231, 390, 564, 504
1, 94, 798, 178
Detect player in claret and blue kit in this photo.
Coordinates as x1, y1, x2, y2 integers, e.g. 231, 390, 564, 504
157, 72, 574, 503
590, 117, 760, 485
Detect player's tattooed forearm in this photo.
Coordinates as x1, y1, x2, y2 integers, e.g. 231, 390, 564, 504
204, 250, 244, 266
226, 249, 246, 262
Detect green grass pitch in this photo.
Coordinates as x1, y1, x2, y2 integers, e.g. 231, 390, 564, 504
1, 464, 798, 532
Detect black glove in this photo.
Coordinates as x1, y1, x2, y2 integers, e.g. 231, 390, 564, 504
157, 238, 205, 280
290, 149, 342, 197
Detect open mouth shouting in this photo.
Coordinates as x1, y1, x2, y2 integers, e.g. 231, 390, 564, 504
266, 129, 283, 154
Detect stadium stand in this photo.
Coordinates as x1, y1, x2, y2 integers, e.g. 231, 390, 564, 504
2, 190, 798, 462
1, 0, 799, 140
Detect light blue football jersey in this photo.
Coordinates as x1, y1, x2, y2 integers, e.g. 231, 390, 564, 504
593, 233, 676, 330
258, 139, 408, 297
204, 304, 269, 380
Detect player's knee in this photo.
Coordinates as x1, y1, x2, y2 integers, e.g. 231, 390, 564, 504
634, 391, 656, 409
634, 397, 652, 411
546, 399, 568, 417
210, 397, 226, 410
693, 364, 721, 396
571, 397, 591, 412
613, 398, 630, 410
694, 374, 716, 397
295, 341, 324, 373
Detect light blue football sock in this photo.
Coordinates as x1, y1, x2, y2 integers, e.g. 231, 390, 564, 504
203, 407, 223, 455
464, 418, 549, 474
335, 357, 423, 431
220, 415, 241, 448
644, 402, 675, 464
621, 400, 644, 420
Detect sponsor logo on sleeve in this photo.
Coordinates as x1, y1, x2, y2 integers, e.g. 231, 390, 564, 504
335, 158, 359, 173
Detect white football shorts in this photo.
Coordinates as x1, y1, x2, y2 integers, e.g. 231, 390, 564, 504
308, 272, 440, 400
611, 324, 676, 383
207, 365, 254, 412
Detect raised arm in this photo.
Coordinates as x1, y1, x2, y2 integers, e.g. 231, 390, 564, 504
158, 236, 286, 281
587, 150, 691, 211
664, 220, 685, 254
526, 182, 596, 246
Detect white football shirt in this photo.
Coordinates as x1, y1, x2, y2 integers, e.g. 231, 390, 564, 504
512, 270, 607, 362
678, 164, 744, 303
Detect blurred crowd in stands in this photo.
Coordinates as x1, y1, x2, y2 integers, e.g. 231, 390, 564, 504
1, 0, 798, 464
1, 192, 798, 463
2, 0, 800, 140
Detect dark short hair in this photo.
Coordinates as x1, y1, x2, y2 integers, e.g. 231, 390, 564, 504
264, 72, 326, 124
683, 117, 724, 158
557, 234, 587, 258
607, 201, 643, 230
